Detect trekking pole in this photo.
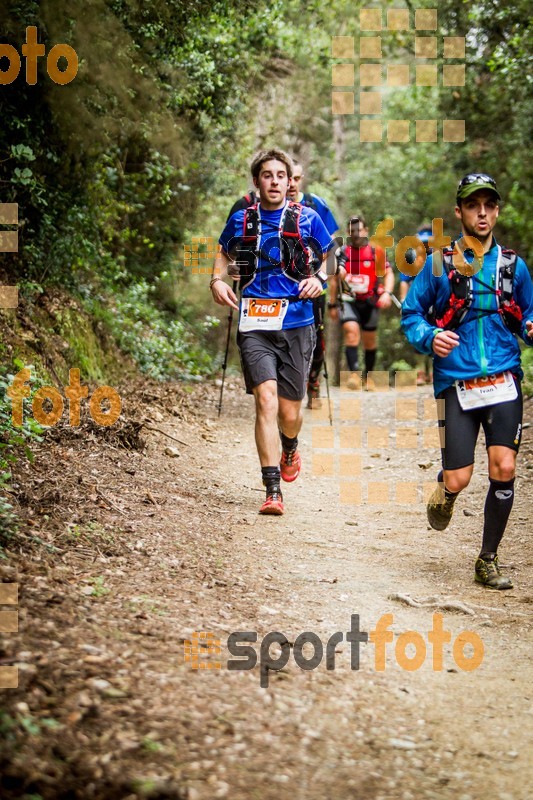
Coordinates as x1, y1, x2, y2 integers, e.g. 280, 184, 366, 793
217, 280, 238, 417
389, 292, 402, 310
318, 302, 333, 427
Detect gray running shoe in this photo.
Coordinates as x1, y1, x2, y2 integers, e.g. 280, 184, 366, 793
475, 555, 513, 590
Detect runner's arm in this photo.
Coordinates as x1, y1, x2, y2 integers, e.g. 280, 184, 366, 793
327, 246, 347, 317
377, 266, 395, 309
299, 253, 329, 299
383, 267, 394, 294
299, 213, 337, 299
210, 250, 239, 310
399, 277, 412, 302
401, 257, 443, 355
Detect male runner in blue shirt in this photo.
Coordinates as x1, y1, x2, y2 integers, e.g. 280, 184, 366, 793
212, 149, 334, 515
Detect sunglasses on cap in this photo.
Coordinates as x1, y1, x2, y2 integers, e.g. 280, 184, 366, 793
456, 173, 501, 201
458, 173, 497, 189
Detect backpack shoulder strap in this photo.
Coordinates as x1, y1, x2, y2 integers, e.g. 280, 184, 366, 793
500, 249, 517, 273
302, 192, 317, 210
442, 247, 455, 274
282, 201, 303, 240
242, 203, 259, 241
497, 249, 522, 332
498, 248, 518, 304
431, 246, 473, 330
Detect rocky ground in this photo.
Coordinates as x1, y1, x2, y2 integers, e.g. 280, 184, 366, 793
1, 375, 532, 800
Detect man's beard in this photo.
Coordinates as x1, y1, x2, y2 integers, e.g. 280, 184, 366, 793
463, 220, 492, 244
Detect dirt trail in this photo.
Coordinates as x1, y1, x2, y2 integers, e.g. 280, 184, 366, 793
1, 379, 532, 800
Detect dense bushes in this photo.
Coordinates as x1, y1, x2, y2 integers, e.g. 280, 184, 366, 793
0, 0, 286, 383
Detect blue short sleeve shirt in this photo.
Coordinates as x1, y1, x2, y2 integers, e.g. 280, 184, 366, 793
219, 202, 334, 329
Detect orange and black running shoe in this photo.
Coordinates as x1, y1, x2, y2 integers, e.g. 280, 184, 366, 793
259, 487, 284, 515
280, 449, 301, 482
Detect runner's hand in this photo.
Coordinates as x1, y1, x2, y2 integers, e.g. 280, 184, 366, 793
377, 292, 392, 310
432, 330, 460, 357
526, 320, 533, 339
211, 280, 239, 310
298, 276, 323, 300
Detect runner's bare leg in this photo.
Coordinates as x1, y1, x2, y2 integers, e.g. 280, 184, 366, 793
253, 380, 280, 466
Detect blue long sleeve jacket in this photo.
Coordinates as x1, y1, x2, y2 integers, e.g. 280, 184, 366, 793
401, 239, 533, 397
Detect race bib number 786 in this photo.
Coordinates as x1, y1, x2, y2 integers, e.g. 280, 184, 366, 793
239, 298, 289, 331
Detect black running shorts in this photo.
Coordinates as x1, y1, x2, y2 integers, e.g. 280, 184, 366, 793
437, 376, 523, 471
341, 298, 379, 331
237, 325, 316, 401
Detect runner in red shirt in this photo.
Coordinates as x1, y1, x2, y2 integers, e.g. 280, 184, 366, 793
328, 215, 394, 389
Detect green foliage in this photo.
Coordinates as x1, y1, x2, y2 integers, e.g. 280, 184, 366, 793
142, 737, 164, 753
0, 0, 286, 383
88, 282, 219, 380
0, 0, 531, 386
377, 310, 418, 373
522, 346, 533, 398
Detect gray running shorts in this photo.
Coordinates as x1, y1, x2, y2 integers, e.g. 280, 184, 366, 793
341, 298, 379, 331
236, 325, 316, 401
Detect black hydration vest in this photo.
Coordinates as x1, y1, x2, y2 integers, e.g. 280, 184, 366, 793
229, 202, 321, 289
431, 246, 522, 333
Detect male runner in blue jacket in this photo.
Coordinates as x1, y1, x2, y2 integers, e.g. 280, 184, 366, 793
402, 173, 533, 589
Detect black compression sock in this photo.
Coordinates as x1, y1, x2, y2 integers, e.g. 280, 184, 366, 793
480, 477, 515, 556
346, 346, 359, 372
262, 466, 281, 490
280, 432, 298, 454
364, 349, 377, 374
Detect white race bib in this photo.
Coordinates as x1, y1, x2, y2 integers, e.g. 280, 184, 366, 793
455, 371, 517, 410
346, 274, 370, 294
239, 298, 289, 331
